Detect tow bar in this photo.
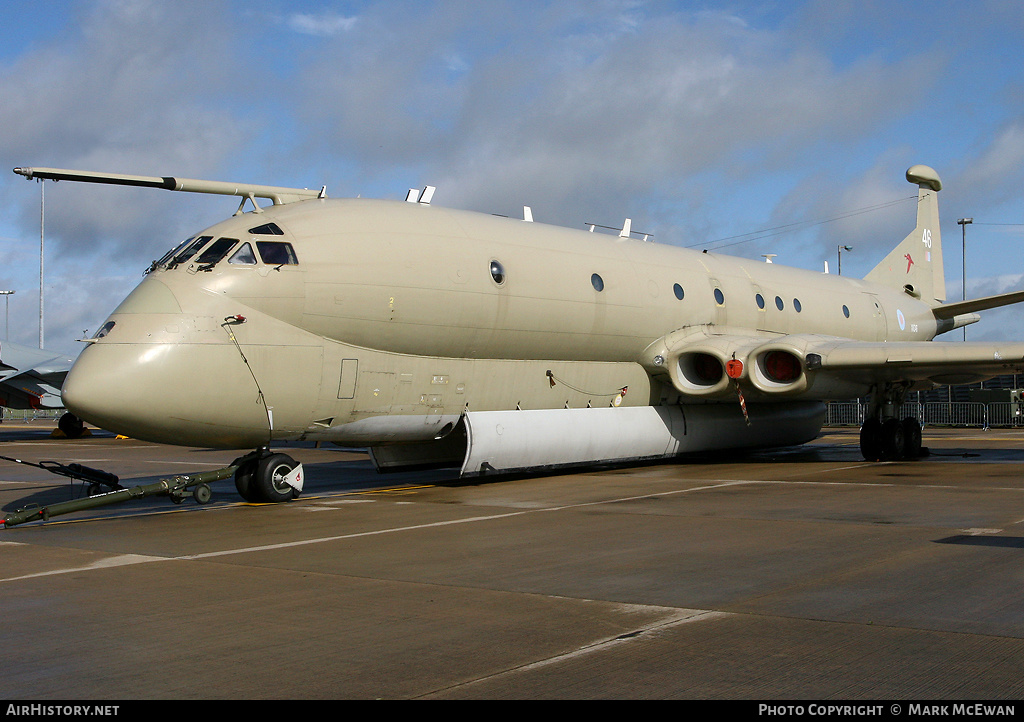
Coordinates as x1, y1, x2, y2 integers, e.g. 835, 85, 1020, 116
2, 465, 238, 528
0, 453, 123, 495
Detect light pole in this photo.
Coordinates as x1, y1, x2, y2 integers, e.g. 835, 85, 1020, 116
38, 179, 44, 350
0, 291, 13, 338
837, 245, 852, 276
958, 218, 972, 340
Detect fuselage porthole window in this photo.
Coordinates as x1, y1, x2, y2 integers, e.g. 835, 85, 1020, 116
591, 273, 604, 292
756, 293, 765, 310
490, 260, 506, 285
673, 283, 684, 300
793, 298, 802, 313
256, 241, 299, 266
228, 242, 257, 265
714, 288, 725, 305
775, 296, 784, 311
843, 304, 851, 318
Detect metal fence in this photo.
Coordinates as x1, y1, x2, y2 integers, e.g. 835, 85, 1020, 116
0, 408, 63, 423
825, 401, 1024, 428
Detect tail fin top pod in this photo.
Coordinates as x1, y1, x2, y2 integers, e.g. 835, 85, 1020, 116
864, 165, 945, 304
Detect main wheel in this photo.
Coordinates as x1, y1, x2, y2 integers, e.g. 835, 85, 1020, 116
860, 418, 883, 461
881, 418, 906, 460
253, 453, 300, 503
58, 412, 85, 439
902, 418, 922, 460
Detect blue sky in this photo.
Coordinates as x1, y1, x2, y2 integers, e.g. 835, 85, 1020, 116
1, 0, 1023, 355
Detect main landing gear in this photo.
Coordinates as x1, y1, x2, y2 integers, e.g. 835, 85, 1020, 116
57, 412, 86, 439
860, 416, 923, 461
859, 382, 925, 462
232, 448, 303, 503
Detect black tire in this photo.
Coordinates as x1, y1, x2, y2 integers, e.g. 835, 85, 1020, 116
253, 453, 300, 503
58, 412, 85, 439
881, 418, 906, 460
902, 418, 922, 460
860, 418, 883, 461
234, 460, 260, 503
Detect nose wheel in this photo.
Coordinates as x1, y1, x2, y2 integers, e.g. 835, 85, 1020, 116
233, 449, 302, 503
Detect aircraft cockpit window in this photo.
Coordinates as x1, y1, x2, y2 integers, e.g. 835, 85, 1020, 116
167, 235, 212, 268
195, 237, 239, 268
228, 243, 257, 265
155, 237, 193, 267
256, 241, 299, 266
248, 222, 284, 236
93, 321, 115, 339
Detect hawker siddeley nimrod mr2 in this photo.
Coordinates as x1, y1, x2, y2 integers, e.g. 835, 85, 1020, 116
12, 164, 1024, 504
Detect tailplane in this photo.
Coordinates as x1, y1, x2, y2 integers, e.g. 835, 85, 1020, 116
864, 165, 945, 305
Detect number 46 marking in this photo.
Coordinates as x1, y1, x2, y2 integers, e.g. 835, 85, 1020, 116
922, 229, 932, 248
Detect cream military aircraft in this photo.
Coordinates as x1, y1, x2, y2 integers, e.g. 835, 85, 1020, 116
13, 164, 1024, 503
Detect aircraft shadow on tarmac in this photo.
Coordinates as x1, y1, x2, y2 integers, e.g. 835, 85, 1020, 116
936, 535, 1024, 549
4, 433, 1024, 521
0, 454, 458, 517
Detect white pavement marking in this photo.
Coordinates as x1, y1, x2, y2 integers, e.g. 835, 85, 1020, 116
0, 553, 170, 583
178, 480, 758, 560
423, 606, 731, 696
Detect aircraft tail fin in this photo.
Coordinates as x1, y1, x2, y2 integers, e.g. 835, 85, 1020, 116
864, 165, 945, 304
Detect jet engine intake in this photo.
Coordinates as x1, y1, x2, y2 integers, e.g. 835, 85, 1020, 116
675, 351, 729, 395
750, 345, 809, 395
640, 330, 771, 399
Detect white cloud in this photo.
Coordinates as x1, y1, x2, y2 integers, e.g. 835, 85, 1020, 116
287, 12, 357, 36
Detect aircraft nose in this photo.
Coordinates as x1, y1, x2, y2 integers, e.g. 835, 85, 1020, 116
62, 343, 155, 438
62, 339, 271, 448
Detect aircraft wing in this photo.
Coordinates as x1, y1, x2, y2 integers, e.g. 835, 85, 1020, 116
643, 328, 1024, 399
797, 336, 1024, 389
0, 340, 75, 410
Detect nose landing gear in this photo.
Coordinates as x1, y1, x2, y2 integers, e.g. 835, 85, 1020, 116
232, 448, 303, 503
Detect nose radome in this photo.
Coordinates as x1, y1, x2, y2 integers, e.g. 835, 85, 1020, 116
61, 340, 271, 448
60, 275, 184, 425
61, 342, 171, 442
